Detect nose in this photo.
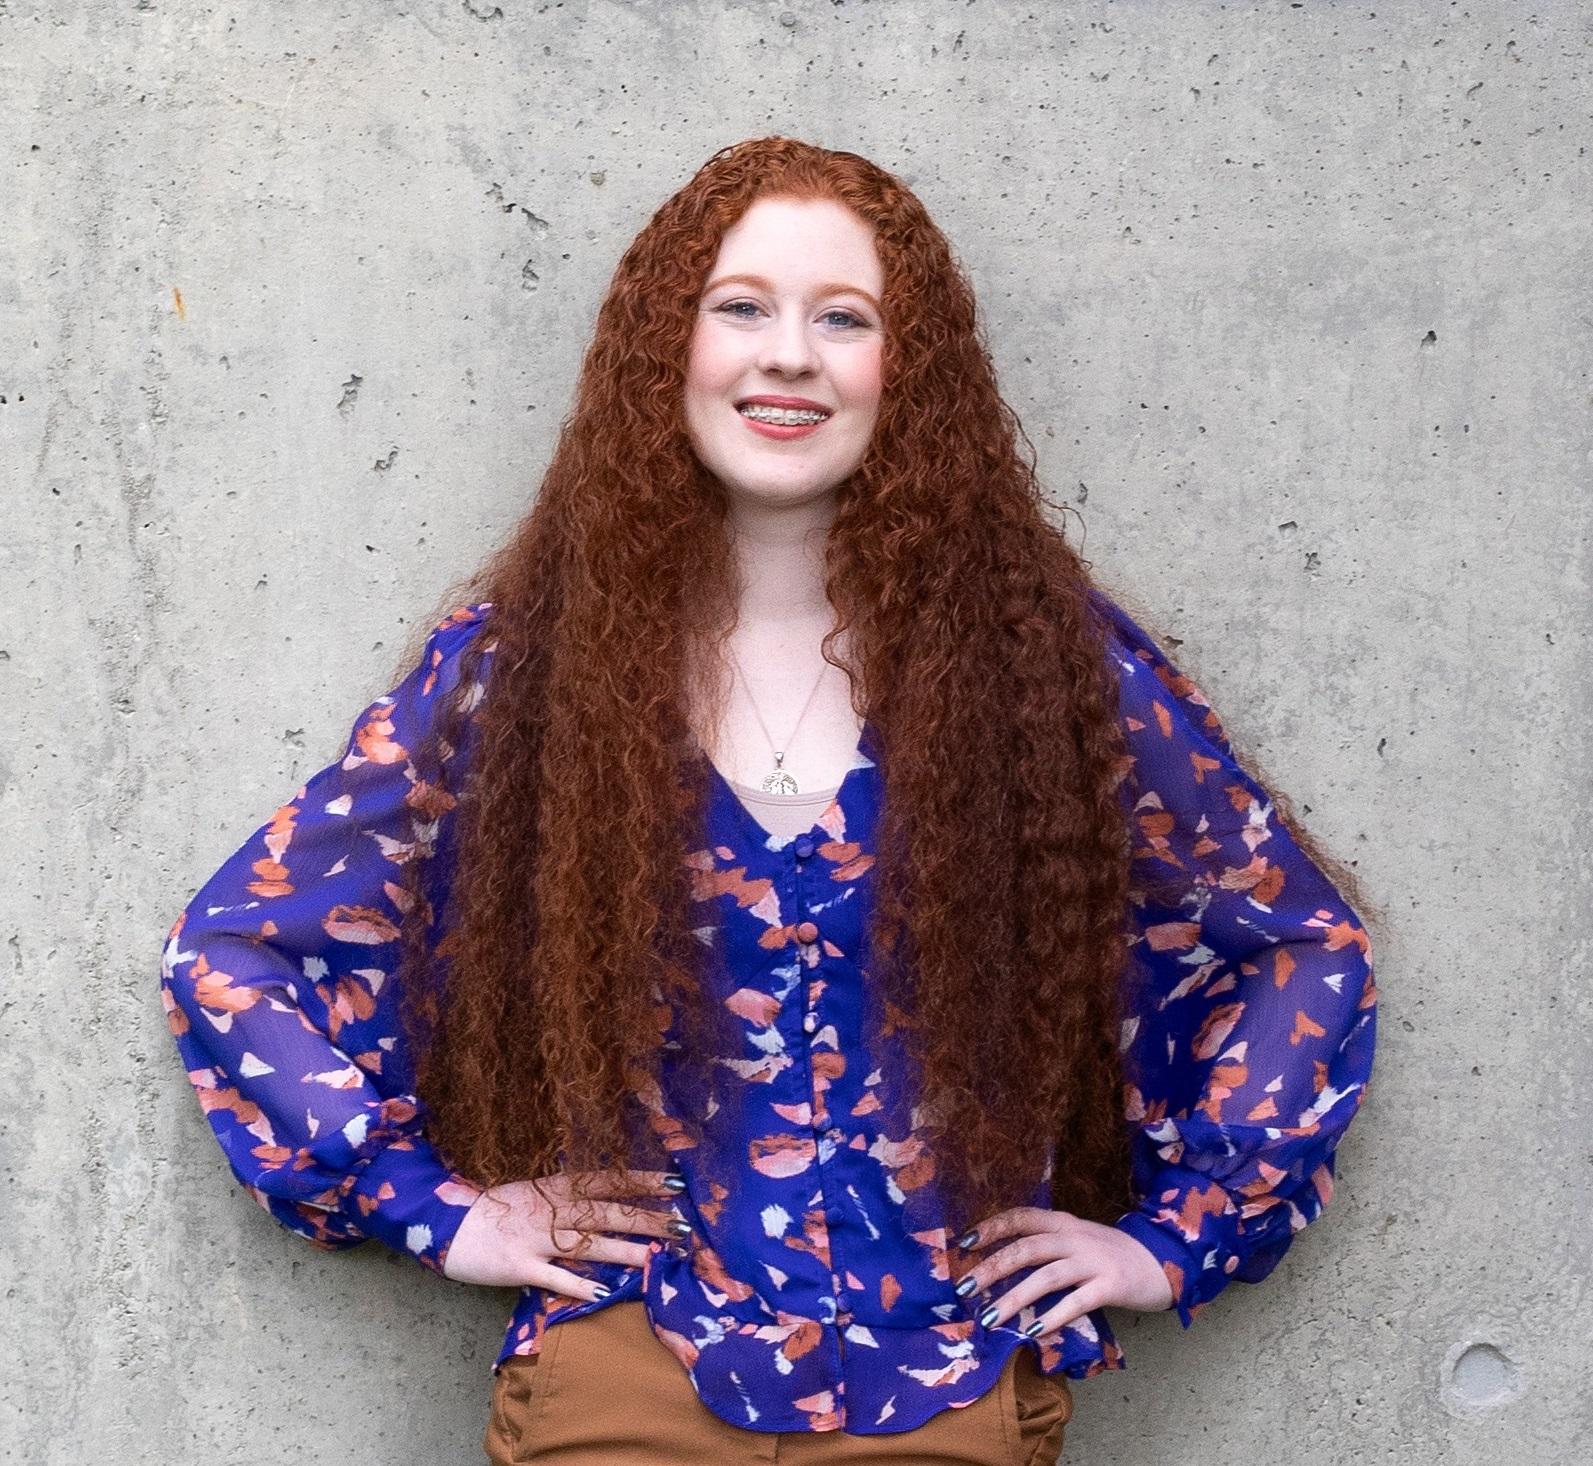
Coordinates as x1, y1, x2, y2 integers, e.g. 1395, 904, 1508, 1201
757, 306, 819, 378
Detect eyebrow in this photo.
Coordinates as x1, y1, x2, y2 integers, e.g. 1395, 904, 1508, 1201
703, 272, 881, 313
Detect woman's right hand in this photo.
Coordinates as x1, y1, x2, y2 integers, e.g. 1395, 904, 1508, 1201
441, 1168, 686, 1295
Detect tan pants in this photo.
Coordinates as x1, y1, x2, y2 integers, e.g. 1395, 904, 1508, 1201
483, 1300, 1073, 1465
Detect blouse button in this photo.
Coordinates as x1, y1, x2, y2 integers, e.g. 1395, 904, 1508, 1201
794, 835, 816, 860
795, 920, 820, 944
803, 1011, 818, 1034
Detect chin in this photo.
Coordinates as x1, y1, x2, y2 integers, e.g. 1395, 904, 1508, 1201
726, 475, 845, 508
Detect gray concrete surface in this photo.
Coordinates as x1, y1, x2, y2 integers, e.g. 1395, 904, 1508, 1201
4, 1, 1590, 1461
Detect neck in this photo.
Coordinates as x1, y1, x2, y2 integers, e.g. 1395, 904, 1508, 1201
724, 492, 838, 628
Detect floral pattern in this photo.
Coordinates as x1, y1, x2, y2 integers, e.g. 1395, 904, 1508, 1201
161, 588, 1376, 1436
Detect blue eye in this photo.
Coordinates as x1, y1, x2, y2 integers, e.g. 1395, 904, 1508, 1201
712, 300, 870, 329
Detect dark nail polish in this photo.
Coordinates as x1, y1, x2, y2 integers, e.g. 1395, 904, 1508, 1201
662, 1175, 686, 1194
977, 1303, 999, 1329
1022, 1319, 1045, 1339
668, 1218, 692, 1237
592, 1283, 611, 1299
954, 1229, 980, 1250
954, 1275, 978, 1298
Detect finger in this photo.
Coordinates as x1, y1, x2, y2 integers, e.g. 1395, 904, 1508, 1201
586, 1202, 685, 1240
545, 1233, 654, 1270
565, 1168, 680, 1199
549, 1199, 687, 1246
951, 1206, 1017, 1251
953, 1205, 1062, 1252
976, 1259, 1096, 1330
956, 1231, 1071, 1299
631, 1167, 688, 1196
1021, 1277, 1113, 1341
525, 1260, 615, 1302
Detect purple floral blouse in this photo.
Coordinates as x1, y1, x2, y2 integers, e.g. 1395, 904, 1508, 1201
160, 588, 1377, 1436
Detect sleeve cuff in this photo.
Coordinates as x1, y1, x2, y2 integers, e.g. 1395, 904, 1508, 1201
1113, 1208, 1206, 1328
339, 1133, 482, 1277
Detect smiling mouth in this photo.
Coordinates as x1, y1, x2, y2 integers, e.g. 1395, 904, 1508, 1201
736, 403, 832, 426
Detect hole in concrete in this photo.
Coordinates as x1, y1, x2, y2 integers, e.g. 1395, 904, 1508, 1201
1443, 1340, 1523, 1412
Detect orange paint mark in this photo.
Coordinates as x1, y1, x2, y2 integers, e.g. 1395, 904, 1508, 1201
1146, 920, 1201, 952
1191, 1001, 1243, 1061
1290, 1010, 1327, 1046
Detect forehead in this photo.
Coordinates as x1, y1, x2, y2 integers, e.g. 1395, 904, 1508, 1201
706, 197, 882, 294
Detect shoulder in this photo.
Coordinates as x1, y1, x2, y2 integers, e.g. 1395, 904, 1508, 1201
1085, 584, 1237, 760
1085, 584, 1174, 697
412, 601, 496, 692
348, 602, 495, 743
1087, 585, 1171, 675
424, 600, 495, 652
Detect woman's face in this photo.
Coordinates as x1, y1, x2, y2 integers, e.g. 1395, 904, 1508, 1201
684, 195, 884, 514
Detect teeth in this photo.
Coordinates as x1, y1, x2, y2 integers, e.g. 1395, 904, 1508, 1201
739, 404, 829, 426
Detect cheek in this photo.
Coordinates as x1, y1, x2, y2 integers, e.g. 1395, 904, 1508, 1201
683, 348, 707, 405
686, 326, 736, 401
843, 345, 884, 417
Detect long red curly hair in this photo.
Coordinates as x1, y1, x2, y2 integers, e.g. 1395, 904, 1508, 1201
388, 135, 1369, 1248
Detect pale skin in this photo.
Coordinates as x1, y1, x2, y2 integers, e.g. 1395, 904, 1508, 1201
950, 1208, 1174, 1339
443, 194, 1175, 1340
442, 1169, 684, 1295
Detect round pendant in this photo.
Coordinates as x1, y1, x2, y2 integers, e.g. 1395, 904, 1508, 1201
761, 769, 800, 795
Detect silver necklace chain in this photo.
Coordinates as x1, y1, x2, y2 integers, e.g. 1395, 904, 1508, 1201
727, 647, 829, 795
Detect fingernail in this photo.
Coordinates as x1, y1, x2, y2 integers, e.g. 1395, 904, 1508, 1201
954, 1229, 980, 1250
592, 1284, 611, 1299
954, 1275, 979, 1298
977, 1303, 999, 1329
1022, 1319, 1045, 1339
668, 1218, 692, 1237
662, 1175, 686, 1194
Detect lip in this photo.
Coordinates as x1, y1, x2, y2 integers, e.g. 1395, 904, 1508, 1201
735, 395, 833, 414
735, 401, 830, 441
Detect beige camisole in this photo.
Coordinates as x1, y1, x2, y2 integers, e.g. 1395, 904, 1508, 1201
725, 775, 842, 842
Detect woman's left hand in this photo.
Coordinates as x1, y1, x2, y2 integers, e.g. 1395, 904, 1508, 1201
952, 1206, 1176, 1341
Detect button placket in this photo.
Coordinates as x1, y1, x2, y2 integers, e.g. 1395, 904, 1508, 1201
790, 840, 853, 1354
792, 841, 822, 1045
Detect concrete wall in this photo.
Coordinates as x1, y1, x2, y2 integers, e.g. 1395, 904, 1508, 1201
4, 1, 1588, 1461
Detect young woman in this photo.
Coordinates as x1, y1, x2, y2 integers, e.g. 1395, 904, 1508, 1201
161, 137, 1378, 1464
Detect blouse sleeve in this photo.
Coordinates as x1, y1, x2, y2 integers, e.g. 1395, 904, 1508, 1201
159, 604, 493, 1276
1091, 589, 1378, 1328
